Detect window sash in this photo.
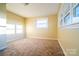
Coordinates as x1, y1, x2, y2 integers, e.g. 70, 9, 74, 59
73, 4, 79, 17
64, 13, 71, 25
72, 4, 79, 24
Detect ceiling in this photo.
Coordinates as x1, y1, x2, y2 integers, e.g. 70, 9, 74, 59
6, 3, 60, 18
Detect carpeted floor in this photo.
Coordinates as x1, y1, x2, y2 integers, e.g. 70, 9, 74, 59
0, 39, 64, 56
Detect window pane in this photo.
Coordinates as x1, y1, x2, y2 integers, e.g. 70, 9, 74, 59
73, 4, 79, 23
6, 24, 15, 29
36, 18, 48, 28
0, 27, 6, 35
0, 18, 6, 26
75, 4, 79, 17
16, 30, 23, 33
16, 24, 23, 33
16, 25, 23, 29
6, 29, 15, 34
6, 24, 15, 34
64, 13, 71, 25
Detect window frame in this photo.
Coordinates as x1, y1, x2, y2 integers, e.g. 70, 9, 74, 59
73, 4, 79, 17
64, 12, 71, 25
72, 4, 79, 24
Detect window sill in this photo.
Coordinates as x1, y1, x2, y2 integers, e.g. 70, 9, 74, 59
60, 23, 79, 29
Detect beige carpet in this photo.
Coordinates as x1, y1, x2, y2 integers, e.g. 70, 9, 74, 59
0, 39, 64, 56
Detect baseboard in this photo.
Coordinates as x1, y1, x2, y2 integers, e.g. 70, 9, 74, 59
58, 40, 67, 56
27, 36, 57, 40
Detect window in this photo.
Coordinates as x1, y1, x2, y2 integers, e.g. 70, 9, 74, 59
6, 24, 23, 34
6, 24, 15, 34
73, 4, 79, 23
60, 3, 79, 28
0, 27, 6, 35
64, 13, 71, 25
74, 4, 79, 17
36, 18, 48, 28
0, 18, 6, 26
16, 24, 23, 34
0, 18, 6, 35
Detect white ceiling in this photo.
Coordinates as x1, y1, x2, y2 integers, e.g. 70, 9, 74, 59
6, 3, 60, 18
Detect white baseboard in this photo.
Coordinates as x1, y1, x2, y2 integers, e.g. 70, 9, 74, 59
58, 40, 67, 56
27, 36, 57, 40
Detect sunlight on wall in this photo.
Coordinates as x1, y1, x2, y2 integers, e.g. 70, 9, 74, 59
26, 15, 57, 40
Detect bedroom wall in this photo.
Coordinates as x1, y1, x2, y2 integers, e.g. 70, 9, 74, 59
26, 15, 57, 40
6, 11, 26, 42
